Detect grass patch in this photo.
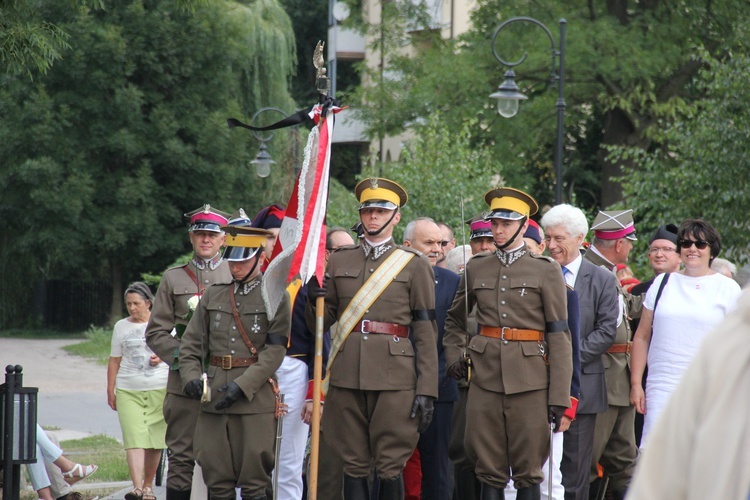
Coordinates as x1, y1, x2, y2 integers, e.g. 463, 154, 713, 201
62, 326, 113, 365
60, 434, 130, 483
0, 328, 83, 339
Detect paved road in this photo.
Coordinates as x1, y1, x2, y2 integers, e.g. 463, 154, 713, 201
2, 338, 122, 441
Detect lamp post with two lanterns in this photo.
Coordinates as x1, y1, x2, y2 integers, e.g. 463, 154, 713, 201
489, 17, 566, 205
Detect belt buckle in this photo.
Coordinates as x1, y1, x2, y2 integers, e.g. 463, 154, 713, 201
626, 342, 632, 354
500, 327, 510, 344
360, 319, 371, 334
221, 354, 232, 370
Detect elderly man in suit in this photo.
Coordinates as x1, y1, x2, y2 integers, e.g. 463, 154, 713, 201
541, 205, 618, 500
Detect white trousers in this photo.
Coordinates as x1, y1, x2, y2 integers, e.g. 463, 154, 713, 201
504, 429, 564, 500
27, 425, 63, 491
273, 356, 310, 500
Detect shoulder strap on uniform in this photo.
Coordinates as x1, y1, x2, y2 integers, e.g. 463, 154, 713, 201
183, 266, 205, 295
323, 249, 415, 393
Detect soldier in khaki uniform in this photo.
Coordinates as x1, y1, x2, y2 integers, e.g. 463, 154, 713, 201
180, 222, 291, 500
306, 178, 439, 500
585, 211, 640, 500
145, 204, 232, 500
444, 188, 573, 500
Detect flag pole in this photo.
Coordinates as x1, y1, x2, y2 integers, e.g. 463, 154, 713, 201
309, 295, 325, 500
307, 40, 330, 500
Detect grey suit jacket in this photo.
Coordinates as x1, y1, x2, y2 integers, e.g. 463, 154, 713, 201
574, 257, 619, 414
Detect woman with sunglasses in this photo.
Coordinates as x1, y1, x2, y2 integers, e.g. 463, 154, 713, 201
630, 218, 741, 447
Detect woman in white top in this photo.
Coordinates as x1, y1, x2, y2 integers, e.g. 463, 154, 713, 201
630, 219, 742, 448
107, 282, 168, 500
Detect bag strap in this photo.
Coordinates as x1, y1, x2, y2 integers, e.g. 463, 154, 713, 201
651, 272, 670, 326
229, 284, 258, 357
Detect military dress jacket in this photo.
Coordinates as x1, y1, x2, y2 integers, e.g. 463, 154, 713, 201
146, 259, 232, 394
179, 277, 290, 414
585, 250, 643, 406
443, 247, 573, 408
573, 257, 619, 414
305, 241, 439, 398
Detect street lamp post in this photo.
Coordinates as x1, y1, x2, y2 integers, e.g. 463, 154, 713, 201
249, 107, 301, 179
490, 17, 566, 205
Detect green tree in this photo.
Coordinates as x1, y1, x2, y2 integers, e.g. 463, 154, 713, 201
613, 46, 750, 265
0, 0, 297, 327
351, 0, 748, 210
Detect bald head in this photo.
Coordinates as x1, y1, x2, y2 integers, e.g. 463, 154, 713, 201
404, 218, 443, 266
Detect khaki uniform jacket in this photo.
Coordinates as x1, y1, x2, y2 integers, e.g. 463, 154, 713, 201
444, 248, 573, 407
585, 250, 643, 406
179, 278, 290, 414
146, 260, 232, 394
306, 242, 439, 398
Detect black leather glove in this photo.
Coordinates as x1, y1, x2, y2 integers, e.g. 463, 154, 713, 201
308, 274, 329, 299
215, 381, 245, 410
447, 357, 469, 380
410, 395, 435, 433
548, 405, 566, 432
184, 379, 203, 400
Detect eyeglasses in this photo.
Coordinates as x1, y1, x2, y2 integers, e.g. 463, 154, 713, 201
648, 246, 676, 255
678, 239, 709, 250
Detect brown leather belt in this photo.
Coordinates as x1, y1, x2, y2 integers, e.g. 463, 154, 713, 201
210, 355, 257, 370
607, 342, 633, 354
480, 326, 545, 341
353, 320, 409, 338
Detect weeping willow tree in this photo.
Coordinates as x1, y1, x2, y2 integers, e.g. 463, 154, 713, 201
0, 0, 299, 327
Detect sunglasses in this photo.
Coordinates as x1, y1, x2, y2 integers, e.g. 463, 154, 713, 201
678, 239, 709, 250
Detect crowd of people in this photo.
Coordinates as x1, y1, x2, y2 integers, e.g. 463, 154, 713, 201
90, 176, 746, 500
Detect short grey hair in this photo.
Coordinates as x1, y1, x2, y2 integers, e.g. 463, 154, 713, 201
403, 217, 436, 244
446, 245, 472, 274
711, 257, 737, 278
540, 204, 589, 238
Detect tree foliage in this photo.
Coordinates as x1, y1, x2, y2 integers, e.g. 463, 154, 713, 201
0, 0, 298, 327
613, 45, 750, 265
351, 0, 749, 210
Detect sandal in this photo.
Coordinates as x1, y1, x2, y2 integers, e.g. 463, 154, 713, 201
142, 486, 156, 500
62, 463, 98, 485
124, 487, 143, 500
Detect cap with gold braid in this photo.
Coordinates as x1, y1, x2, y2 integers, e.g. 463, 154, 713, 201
221, 225, 273, 262
184, 204, 231, 233
354, 177, 408, 211
484, 187, 539, 221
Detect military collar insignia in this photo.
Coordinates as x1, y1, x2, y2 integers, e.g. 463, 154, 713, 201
496, 247, 526, 267
192, 252, 222, 271
234, 277, 261, 296
362, 239, 393, 261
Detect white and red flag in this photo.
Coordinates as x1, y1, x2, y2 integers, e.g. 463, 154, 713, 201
262, 103, 342, 320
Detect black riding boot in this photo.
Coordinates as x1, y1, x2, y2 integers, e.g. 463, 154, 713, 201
455, 466, 481, 500
166, 488, 192, 500
344, 474, 370, 500
479, 482, 503, 500
515, 483, 541, 500
378, 474, 404, 500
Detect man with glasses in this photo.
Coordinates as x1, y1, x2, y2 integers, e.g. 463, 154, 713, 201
585, 210, 641, 500
436, 222, 456, 269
